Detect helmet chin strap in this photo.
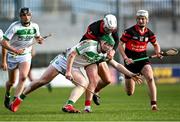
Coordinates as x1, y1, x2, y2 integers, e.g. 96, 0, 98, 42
137, 24, 146, 28
21, 21, 30, 26
138, 25, 145, 28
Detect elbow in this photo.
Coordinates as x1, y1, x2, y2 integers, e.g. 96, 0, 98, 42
1, 40, 7, 47
68, 51, 76, 58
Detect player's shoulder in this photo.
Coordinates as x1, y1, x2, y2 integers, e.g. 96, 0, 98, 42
10, 21, 21, 27
6, 21, 21, 31
146, 27, 155, 35
83, 39, 97, 45
89, 20, 102, 27
31, 21, 38, 26
77, 40, 97, 52
147, 27, 154, 33
91, 20, 102, 24
78, 40, 97, 49
30, 22, 39, 27
125, 25, 135, 32
123, 25, 135, 35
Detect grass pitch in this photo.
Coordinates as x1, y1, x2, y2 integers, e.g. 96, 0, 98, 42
0, 84, 180, 121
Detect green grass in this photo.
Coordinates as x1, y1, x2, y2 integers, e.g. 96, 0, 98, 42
0, 84, 180, 121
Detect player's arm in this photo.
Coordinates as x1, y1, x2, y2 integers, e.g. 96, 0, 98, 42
109, 59, 143, 84
109, 59, 135, 77
65, 50, 77, 81
112, 31, 119, 50
0, 39, 24, 54
149, 31, 162, 58
35, 36, 44, 44
118, 41, 127, 60
152, 41, 162, 58
34, 24, 44, 44
118, 41, 133, 64
1, 46, 8, 70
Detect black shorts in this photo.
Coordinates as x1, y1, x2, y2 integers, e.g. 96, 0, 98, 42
125, 60, 150, 78
124, 49, 150, 79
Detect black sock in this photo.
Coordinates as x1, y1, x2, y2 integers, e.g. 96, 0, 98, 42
67, 100, 74, 105
6, 92, 10, 96
13, 96, 17, 101
20, 94, 26, 100
151, 101, 157, 105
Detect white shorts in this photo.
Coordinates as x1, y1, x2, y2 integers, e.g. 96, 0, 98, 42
7, 52, 32, 70
50, 55, 84, 75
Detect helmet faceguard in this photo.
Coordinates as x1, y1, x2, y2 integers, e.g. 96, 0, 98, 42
103, 14, 117, 33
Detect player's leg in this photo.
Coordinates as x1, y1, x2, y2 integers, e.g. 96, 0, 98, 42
10, 65, 59, 112
14, 61, 31, 97
124, 77, 136, 96
84, 64, 100, 112
141, 64, 158, 111
4, 69, 18, 109
95, 62, 112, 92
24, 65, 59, 95
28, 65, 34, 81
62, 69, 89, 113
28, 66, 53, 92
46, 83, 53, 92
93, 62, 112, 105
124, 62, 140, 96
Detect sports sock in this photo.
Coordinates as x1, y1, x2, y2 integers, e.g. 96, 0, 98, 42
151, 101, 157, 105
20, 94, 26, 100
84, 106, 91, 110
5, 92, 10, 96
67, 100, 74, 105
85, 100, 91, 106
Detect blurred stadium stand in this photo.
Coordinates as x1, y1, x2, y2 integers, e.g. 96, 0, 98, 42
153, 64, 180, 83
0, 0, 180, 84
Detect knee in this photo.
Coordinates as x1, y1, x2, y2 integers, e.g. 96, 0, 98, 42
19, 76, 27, 82
146, 76, 154, 83
102, 77, 112, 84
7, 81, 15, 86
105, 79, 112, 84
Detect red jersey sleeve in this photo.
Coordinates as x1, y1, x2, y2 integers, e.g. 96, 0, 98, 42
120, 31, 132, 43
148, 29, 156, 44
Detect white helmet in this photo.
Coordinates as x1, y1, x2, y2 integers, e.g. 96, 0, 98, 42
0, 29, 3, 40
103, 14, 117, 30
136, 10, 149, 19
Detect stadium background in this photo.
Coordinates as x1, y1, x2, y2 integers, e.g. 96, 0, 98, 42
0, 0, 180, 86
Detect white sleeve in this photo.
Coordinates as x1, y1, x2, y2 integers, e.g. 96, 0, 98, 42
0, 29, 3, 40
75, 41, 92, 55
34, 23, 40, 37
4, 23, 16, 40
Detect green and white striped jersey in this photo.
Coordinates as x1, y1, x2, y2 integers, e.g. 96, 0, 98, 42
3, 21, 40, 54
66, 40, 107, 67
